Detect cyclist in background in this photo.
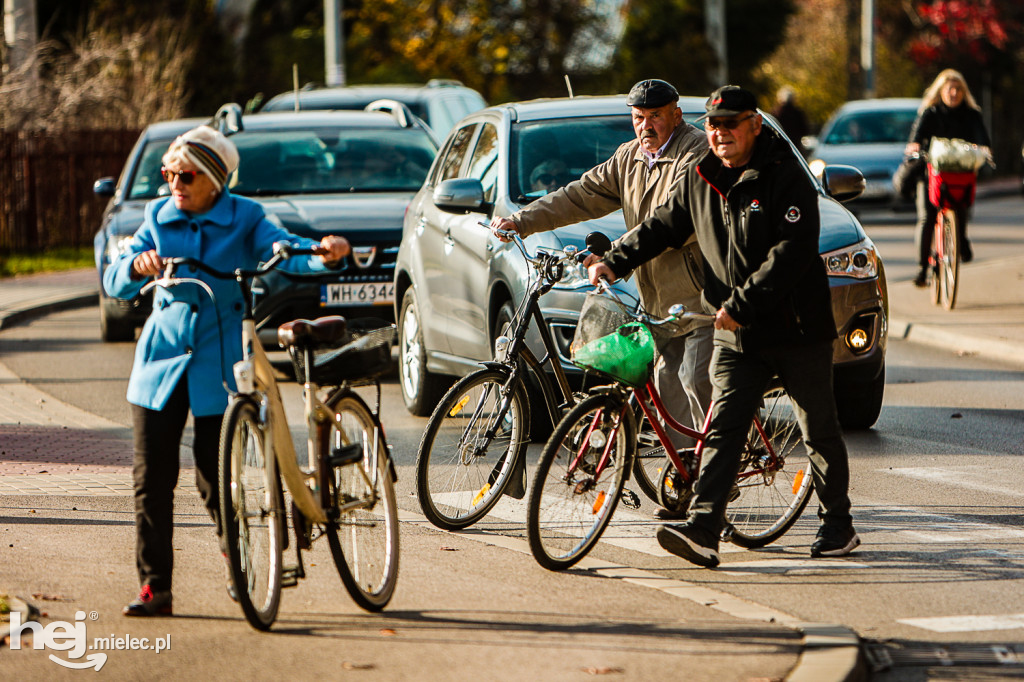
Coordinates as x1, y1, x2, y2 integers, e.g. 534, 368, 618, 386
906, 69, 991, 286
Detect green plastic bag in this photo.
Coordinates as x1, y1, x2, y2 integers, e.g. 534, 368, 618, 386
571, 321, 654, 387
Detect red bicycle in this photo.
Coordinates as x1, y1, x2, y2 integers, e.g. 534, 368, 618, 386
525, 282, 812, 571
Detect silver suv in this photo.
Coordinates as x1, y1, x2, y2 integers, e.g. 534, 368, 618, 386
260, 79, 487, 138
395, 96, 889, 429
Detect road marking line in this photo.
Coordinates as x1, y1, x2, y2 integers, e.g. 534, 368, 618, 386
885, 466, 1024, 499
897, 614, 1024, 633
717, 558, 869, 576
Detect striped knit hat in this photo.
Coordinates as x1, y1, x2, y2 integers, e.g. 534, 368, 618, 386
163, 125, 240, 192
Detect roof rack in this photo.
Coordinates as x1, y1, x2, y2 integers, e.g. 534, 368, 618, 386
211, 103, 244, 135
364, 99, 416, 128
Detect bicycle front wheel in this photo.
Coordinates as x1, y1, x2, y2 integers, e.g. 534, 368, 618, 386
324, 390, 399, 612
527, 392, 634, 571
727, 386, 814, 549
219, 396, 285, 630
416, 368, 528, 530
939, 209, 960, 310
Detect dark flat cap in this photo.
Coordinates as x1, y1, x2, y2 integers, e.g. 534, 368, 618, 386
626, 79, 679, 108
697, 85, 759, 120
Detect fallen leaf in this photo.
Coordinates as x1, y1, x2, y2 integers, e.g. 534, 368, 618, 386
379, 628, 397, 636
342, 662, 376, 670
439, 546, 459, 551
582, 666, 624, 675
32, 593, 73, 602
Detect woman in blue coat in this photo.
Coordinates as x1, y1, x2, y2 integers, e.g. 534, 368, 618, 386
104, 125, 350, 616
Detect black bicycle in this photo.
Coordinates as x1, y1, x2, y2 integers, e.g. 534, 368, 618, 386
414, 225, 608, 530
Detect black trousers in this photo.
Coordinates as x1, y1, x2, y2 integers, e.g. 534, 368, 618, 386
131, 378, 223, 592
687, 341, 853, 536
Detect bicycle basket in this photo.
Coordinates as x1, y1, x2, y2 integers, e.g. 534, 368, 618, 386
570, 291, 655, 388
289, 319, 395, 385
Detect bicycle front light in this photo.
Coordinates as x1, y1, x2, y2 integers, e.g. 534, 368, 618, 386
821, 239, 879, 279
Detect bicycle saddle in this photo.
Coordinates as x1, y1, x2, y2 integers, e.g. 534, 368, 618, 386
278, 316, 348, 350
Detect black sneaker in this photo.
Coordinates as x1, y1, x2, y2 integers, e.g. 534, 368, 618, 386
810, 524, 861, 558
656, 523, 720, 568
912, 266, 929, 288
961, 240, 973, 263
123, 585, 172, 617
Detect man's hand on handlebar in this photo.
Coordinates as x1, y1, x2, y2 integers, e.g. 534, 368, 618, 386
315, 235, 351, 265
587, 262, 616, 286
490, 217, 519, 242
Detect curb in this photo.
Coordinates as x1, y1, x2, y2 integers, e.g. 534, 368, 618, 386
0, 291, 98, 331
786, 623, 867, 682
890, 316, 1024, 369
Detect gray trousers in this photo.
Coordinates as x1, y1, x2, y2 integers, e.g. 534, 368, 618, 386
687, 341, 853, 535
654, 324, 714, 449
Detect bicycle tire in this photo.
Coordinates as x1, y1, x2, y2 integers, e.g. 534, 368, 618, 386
527, 392, 634, 571
727, 386, 814, 549
219, 396, 285, 630
324, 390, 400, 612
940, 209, 960, 310
416, 368, 528, 530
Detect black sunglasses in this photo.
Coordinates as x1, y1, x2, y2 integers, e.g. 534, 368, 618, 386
536, 174, 557, 185
704, 113, 757, 131
161, 167, 204, 185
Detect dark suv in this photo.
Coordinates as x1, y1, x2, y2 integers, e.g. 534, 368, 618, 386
260, 80, 487, 138
93, 107, 438, 345
394, 95, 889, 429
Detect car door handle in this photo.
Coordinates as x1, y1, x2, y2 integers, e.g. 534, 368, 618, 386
444, 229, 454, 247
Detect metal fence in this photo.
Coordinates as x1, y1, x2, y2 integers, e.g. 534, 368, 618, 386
0, 129, 141, 253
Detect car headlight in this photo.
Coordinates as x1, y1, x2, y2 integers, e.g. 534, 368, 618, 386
106, 235, 136, 263
552, 261, 591, 290
808, 159, 826, 177
821, 239, 878, 279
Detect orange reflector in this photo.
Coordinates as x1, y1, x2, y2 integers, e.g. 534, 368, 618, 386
472, 483, 491, 506
792, 470, 805, 495
592, 490, 606, 515
449, 395, 470, 417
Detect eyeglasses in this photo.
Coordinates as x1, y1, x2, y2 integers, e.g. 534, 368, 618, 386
704, 113, 757, 131
161, 167, 204, 185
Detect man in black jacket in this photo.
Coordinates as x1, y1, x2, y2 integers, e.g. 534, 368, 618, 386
588, 85, 859, 567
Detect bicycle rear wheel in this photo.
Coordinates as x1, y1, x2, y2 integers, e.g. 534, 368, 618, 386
219, 396, 285, 630
324, 390, 399, 612
527, 392, 634, 571
416, 368, 528, 530
727, 386, 814, 549
939, 209, 960, 310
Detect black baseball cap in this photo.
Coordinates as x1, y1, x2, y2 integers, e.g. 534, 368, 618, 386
697, 85, 759, 120
626, 79, 679, 109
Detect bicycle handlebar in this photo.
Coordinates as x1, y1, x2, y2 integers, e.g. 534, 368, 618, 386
594, 277, 714, 327
140, 242, 318, 295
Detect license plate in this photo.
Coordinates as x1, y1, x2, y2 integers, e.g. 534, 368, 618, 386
321, 282, 395, 306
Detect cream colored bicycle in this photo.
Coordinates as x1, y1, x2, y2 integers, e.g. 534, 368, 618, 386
145, 245, 399, 631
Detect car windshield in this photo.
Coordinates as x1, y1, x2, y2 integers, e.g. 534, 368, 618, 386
265, 96, 428, 120
509, 115, 634, 203
126, 126, 437, 200
822, 110, 918, 145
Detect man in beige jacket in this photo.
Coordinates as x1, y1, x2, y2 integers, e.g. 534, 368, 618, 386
492, 79, 711, 517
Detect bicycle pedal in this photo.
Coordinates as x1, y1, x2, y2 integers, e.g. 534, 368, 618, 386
621, 489, 641, 509
281, 566, 302, 588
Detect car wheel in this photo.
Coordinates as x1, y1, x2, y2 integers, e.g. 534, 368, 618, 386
99, 293, 135, 342
398, 289, 446, 416
834, 362, 885, 430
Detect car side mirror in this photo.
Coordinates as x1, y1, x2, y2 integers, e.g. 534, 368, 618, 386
433, 178, 487, 214
93, 177, 116, 197
820, 165, 865, 203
